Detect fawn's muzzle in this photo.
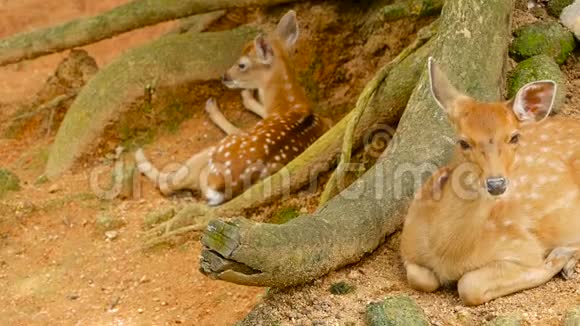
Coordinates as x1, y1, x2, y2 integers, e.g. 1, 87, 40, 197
485, 177, 507, 196
221, 73, 232, 83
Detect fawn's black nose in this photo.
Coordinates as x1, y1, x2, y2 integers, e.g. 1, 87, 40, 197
221, 73, 232, 83
486, 177, 507, 196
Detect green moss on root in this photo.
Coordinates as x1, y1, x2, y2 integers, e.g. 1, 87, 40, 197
271, 206, 300, 224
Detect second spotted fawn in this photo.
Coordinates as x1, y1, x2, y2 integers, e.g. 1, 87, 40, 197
400, 58, 580, 306
136, 10, 329, 205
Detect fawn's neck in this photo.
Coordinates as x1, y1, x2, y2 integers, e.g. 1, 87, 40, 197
443, 168, 500, 227
262, 61, 310, 114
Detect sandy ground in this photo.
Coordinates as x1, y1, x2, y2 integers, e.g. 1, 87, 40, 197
0, 1, 578, 326
0, 1, 263, 325
0, 1, 399, 325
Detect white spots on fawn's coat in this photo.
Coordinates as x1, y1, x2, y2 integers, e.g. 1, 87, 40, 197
527, 192, 541, 200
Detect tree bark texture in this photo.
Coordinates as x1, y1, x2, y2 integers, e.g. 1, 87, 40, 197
45, 26, 258, 179
199, 0, 514, 287
0, 0, 304, 67
142, 35, 435, 248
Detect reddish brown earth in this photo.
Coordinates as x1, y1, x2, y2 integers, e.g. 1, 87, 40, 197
0, 1, 263, 325
1, 1, 577, 326
0, 1, 396, 325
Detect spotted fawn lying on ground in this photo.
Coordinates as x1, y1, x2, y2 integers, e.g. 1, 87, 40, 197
400, 57, 580, 306
135, 10, 329, 206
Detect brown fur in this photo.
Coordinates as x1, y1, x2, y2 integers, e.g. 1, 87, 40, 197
205, 18, 328, 203
400, 59, 580, 306
135, 11, 329, 205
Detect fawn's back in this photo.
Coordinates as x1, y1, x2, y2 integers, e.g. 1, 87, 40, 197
203, 10, 328, 205
205, 109, 326, 201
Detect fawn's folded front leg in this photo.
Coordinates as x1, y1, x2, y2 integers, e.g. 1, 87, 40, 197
405, 262, 441, 292
241, 90, 266, 118
205, 98, 242, 135
457, 247, 578, 306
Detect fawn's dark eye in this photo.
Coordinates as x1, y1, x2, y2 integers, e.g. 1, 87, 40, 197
238, 62, 247, 70
509, 133, 520, 144
458, 139, 471, 150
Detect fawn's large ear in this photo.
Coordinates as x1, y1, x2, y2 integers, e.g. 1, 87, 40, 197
428, 57, 465, 118
254, 33, 274, 65
507, 80, 556, 123
275, 10, 299, 49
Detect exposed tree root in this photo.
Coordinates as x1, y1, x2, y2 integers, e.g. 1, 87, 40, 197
8, 93, 76, 124
164, 10, 226, 36
45, 26, 259, 179
142, 203, 213, 248
142, 35, 436, 249
379, 0, 444, 21
318, 20, 438, 206
363, 0, 443, 34
0, 0, 306, 67
2, 49, 98, 139
198, 0, 514, 287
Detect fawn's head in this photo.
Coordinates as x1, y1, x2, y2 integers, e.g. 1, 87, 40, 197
221, 10, 299, 90
428, 57, 556, 197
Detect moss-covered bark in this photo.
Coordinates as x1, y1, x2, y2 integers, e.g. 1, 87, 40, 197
319, 21, 437, 206
0, 0, 304, 67
45, 26, 258, 179
143, 32, 435, 248
199, 0, 514, 287
379, 0, 444, 21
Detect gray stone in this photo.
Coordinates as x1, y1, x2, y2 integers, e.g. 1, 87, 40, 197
561, 0, 580, 39
366, 296, 429, 326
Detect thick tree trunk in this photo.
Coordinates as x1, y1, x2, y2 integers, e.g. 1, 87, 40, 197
199, 0, 514, 287
0, 0, 304, 67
